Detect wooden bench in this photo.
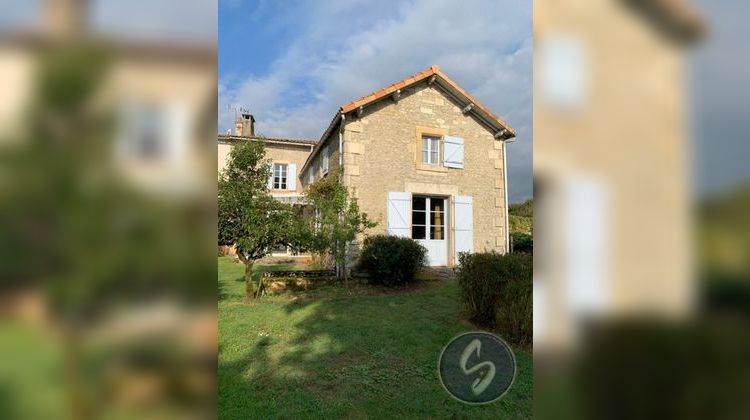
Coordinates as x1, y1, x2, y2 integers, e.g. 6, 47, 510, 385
256, 270, 336, 297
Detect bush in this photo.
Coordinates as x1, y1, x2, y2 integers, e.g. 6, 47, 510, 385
456, 252, 533, 346
356, 235, 427, 286
510, 232, 533, 253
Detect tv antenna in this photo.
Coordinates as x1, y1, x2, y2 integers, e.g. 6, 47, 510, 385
227, 104, 250, 120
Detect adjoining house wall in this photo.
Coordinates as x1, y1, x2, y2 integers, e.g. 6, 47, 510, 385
218, 139, 314, 197
263, 142, 314, 197
218, 137, 315, 257
217, 142, 232, 174
341, 82, 509, 264
301, 125, 341, 186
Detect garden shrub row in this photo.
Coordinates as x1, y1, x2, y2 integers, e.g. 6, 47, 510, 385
456, 252, 533, 346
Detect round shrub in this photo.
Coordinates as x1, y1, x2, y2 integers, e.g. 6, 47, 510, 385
356, 235, 427, 286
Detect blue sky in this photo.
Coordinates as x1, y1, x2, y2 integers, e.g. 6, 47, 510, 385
218, 0, 533, 202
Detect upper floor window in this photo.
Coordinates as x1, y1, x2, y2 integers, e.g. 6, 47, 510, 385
322, 145, 330, 174
308, 167, 315, 184
273, 163, 287, 189
421, 135, 441, 165
117, 100, 187, 163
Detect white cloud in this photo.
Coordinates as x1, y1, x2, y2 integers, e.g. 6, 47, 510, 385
91, 0, 217, 42
219, 0, 532, 201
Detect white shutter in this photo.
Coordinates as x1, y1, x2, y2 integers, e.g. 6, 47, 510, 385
387, 192, 411, 237
267, 162, 274, 189
288, 163, 297, 191
166, 102, 189, 162
443, 136, 464, 168
322, 146, 330, 173
454, 196, 473, 262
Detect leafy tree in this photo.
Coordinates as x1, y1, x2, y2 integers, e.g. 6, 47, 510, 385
509, 199, 533, 218
218, 141, 306, 300
305, 168, 376, 283
0, 45, 217, 418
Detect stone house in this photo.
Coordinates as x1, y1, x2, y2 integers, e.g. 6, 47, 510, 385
220, 65, 517, 266
307, 64, 517, 266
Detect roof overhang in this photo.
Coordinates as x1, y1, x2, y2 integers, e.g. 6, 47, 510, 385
218, 135, 317, 148
340, 64, 515, 138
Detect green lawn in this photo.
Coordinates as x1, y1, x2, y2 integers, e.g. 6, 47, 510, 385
218, 257, 532, 419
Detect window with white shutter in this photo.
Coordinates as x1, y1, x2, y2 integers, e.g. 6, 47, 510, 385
443, 136, 464, 168
454, 196, 473, 261
288, 163, 297, 191
387, 192, 411, 237
322, 145, 330, 174
267, 162, 273, 189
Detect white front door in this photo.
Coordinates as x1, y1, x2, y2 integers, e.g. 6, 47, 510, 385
412, 195, 448, 266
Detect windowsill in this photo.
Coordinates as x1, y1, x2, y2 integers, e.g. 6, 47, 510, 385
415, 163, 447, 173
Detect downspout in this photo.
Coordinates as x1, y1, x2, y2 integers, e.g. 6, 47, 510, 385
338, 114, 345, 173
338, 113, 346, 281
503, 139, 511, 253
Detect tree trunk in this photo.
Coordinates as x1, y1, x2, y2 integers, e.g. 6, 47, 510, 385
244, 261, 255, 302
63, 326, 92, 420
342, 248, 348, 288
236, 252, 255, 302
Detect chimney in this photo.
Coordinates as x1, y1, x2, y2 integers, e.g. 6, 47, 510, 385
234, 118, 243, 136
241, 113, 255, 137
44, 0, 88, 39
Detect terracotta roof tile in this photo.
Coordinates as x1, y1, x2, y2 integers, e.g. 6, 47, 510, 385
218, 135, 317, 146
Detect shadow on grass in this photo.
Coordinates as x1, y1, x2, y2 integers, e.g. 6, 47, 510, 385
218, 269, 533, 419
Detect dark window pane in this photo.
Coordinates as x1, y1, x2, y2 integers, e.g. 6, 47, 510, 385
430, 198, 444, 213
412, 196, 426, 211
431, 224, 444, 240
412, 211, 426, 225
430, 211, 445, 226
412, 225, 426, 240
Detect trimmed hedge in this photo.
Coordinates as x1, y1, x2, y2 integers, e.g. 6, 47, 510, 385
456, 252, 532, 346
356, 235, 427, 286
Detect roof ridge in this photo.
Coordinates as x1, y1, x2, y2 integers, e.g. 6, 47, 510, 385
337, 64, 514, 137
218, 134, 318, 144
339, 65, 440, 113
